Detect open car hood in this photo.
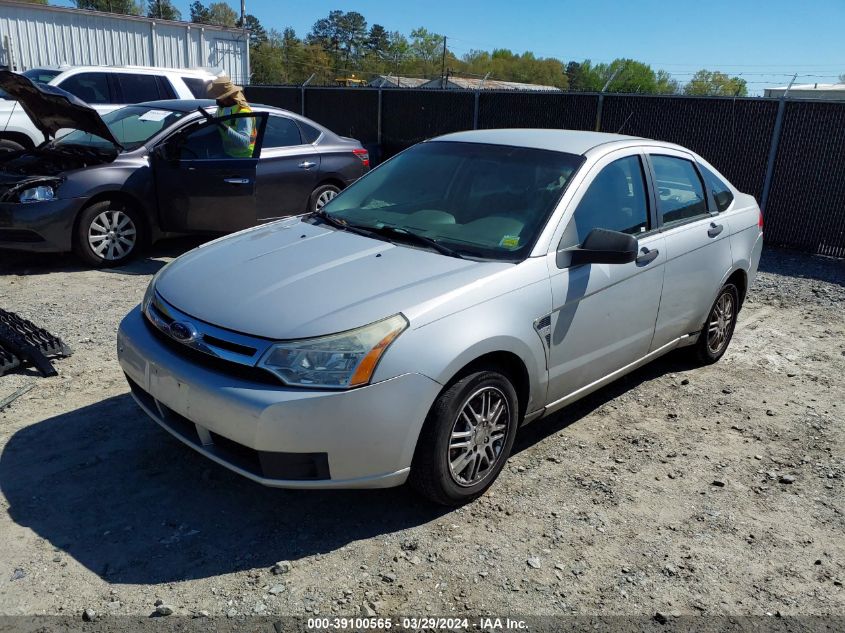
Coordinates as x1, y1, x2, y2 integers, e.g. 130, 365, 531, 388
0, 70, 119, 146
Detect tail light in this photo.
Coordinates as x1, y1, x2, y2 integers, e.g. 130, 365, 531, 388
758, 208, 764, 229
352, 148, 369, 167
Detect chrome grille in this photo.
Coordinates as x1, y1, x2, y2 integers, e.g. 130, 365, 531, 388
145, 293, 273, 367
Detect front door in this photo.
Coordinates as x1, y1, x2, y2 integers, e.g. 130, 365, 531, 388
153, 112, 267, 233
545, 151, 666, 404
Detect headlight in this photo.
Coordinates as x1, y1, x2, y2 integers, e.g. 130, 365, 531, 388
18, 185, 55, 203
258, 314, 408, 389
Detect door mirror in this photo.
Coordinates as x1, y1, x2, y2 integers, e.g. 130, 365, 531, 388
557, 228, 638, 268
154, 139, 179, 162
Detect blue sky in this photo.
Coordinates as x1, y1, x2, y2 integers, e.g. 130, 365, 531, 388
55, 0, 845, 93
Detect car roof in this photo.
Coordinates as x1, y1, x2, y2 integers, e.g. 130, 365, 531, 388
432, 129, 647, 156
135, 98, 217, 112
33, 65, 214, 76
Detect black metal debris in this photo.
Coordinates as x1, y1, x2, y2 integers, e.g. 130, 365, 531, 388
0, 309, 72, 377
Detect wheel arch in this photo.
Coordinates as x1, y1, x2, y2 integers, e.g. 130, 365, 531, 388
71, 190, 155, 240
0, 131, 35, 150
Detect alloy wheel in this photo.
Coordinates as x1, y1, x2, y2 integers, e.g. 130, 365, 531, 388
315, 189, 337, 210
88, 209, 137, 261
707, 291, 734, 354
448, 386, 511, 487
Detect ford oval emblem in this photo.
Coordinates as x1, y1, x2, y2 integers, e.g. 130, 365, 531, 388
168, 321, 198, 343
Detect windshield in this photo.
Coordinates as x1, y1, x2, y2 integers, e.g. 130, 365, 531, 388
319, 141, 583, 261
56, 105, 186, 151
0, 68, 62, 99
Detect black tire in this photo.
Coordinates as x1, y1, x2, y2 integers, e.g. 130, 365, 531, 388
0, 139, 26, 153
410, 370, 520, 506
73, 200, 146, 267
692, 282, 739, 364
308, 183, 341, 212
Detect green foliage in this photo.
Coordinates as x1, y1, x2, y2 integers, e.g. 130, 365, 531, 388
75, 0, 142, 15
238, 14, 268, 47
146, 0, 180, 20
189, 0, 209, 23
683, 70, 748, 96
16, 0, 48, 4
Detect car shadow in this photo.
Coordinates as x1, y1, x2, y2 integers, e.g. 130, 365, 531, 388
0, 392, 450, 585
512, 349, 698, 454
0, 350, 698, 585
0, 236, 208, 277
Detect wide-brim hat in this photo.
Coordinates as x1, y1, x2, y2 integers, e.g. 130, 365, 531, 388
208, 74, 242, 100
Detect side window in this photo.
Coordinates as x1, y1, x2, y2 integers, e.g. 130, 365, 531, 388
117, 73, 162, 104
263, 116, 302, 148
156, 76, 177, 100
699, 164, 734, 212
57, 72, 112, 104
177, 114, 261, 159
298, 121, 322, 144
651, 155, 708, 224
181, 77, 210, 98
559, 155, 650, 249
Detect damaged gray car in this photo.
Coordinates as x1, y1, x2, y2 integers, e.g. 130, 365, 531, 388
0, 70, 369, 266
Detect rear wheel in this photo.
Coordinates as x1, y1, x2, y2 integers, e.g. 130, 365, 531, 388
692, 282, 739, 364
410, 370, 520, 505
309, 184, 340, 212
73, 200, 146, 267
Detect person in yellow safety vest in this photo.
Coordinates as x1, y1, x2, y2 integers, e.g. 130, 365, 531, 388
207, 74, 257, 158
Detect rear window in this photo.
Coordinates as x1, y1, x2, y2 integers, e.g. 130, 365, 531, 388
298, 121, 322, 143
117, 73, 162, 104
700, 164, 734, 212
182, 77, 210, 98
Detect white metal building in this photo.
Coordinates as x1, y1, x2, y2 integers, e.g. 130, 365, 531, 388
764, 83, 845, 101
0, 0, 249, 84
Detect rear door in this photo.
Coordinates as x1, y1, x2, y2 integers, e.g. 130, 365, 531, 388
152, 111, 267, 233
545, 150, 666, 403
254, 114, 321, 220
646, 150, 734, 350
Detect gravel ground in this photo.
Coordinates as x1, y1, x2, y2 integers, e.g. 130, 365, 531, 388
0, 243, 843, 622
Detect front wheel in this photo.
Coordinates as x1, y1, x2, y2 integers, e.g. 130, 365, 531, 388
692, 282, 739, 364
410, 370, 520, 505
73, 200, 145, 267
308, 184, 340, 212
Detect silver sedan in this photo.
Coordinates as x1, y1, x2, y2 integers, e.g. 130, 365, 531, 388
117, 129, 763, 505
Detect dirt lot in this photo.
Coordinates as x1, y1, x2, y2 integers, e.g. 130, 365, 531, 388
0, 243, 843, 622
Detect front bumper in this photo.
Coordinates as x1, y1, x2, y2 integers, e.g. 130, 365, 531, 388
0, 197, 85, 253
116, 306, 442, 489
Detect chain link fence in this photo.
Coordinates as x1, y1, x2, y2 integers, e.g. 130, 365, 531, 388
244, 85, 845, 258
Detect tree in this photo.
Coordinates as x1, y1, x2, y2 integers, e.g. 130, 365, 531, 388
683, 70, 748, 96
75, 0, 142, 15
207, 1, 237, 27
566, 61, 585, 91
16, 0, 48, 4
366, 24, 390, 54
146, 0, 180, 20
238, 14, 268, 47
656, 70, 680, 95
307, 10, 369, 68
189, 0, 210, 23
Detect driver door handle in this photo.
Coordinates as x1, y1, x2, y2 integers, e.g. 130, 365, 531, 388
636, 247, 659, 265
223, 177, 250, 185
298, 161, 317, 169
708, 222, 724, 237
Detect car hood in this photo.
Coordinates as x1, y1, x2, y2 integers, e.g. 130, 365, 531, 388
0, 70, 119, 145
155, 218, 510, 340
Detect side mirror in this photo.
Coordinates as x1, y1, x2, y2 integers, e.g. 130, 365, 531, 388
154, 139, 179, 162
557, 228, 638, 268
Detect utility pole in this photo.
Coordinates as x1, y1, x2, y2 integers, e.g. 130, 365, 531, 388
440, 36, 447, 88
240, 0, 246, 25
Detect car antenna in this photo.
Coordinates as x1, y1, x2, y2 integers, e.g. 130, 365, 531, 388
616, 111, 634, 134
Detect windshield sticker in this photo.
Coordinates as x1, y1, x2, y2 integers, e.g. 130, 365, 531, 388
138, 110, 171, 122
499, 235, 520, 249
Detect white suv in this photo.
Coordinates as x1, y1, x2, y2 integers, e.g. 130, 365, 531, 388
0, 65, 217, 151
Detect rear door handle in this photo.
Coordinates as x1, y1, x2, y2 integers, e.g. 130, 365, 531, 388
224, 177, 250, 185
298, 161, 317, 170
708, 222, 724, 237
636, 247, 659, 265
